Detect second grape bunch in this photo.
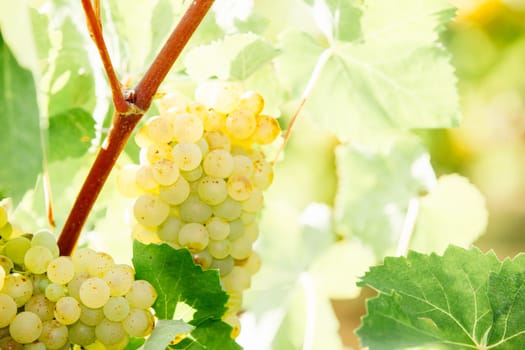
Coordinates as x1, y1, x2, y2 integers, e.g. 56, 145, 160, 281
117, 81, 281, 337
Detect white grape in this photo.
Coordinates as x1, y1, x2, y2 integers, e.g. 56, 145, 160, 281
95, 318, 127, 346
227, 175, 253, 201
9, 311, 42, 344
229, 235, 252, 260
3, 273, 33, 307
198, 176, 228, 205
179, 194, 212, 224
195, 81, 242, 114
135, 165, 159, 191
47, 257, 75, 285
180, 165, 204, 182
24, 293, 55, 322
178, 223, 209, 252
54, 296, 81, 325
254, 114, 281, 145
228, 219, 245, 240
66, 272, 89, 300
4, 236, 31, 265
125, 280, 157, 309
24, 246, 53, 274
143, 143, 173, 165
173, 113, 204, 143
79, 304, 104, 327
152, 158, 180, 186
145, 115, 174, 144
103, 296, 130, 322
213, 198, 242, 221
204, 131, 231, 152
157, 216, 182, 243
79, 278, 110, 309
159, 176, 190, 205
210, 257, 234, 277
232, 155, 254, 177
39, 319, 69, 349
68, 321, 96, 346
225, 109, 257, 140
208, 240, 230, 259
122, 308, 154, 338
31, 230, 60, 258
87, 252, 115, 278
45, 283, 67, 302
239, 90, 264, 114
0, 293, 17, 327
206, 217, 230, 240
103, 264, 134, 297
133, 194, 169, 227
172, 142, 202, 171
221, 266, 251, 292
203, 149, 234, 178
241, 188, 264, 213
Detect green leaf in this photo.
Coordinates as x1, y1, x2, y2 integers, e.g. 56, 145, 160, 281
144, 319, 194, 350
184, 33, 278, 81
0, 33, 42, 203
275, 0, 460, 137
48, 108, 95, 161
170, 319, 242, 350
410, 174, 488, 254
124, 337, 145, 350
356, 246, 502, 349
132, 242, 228, 322
334, 132, 435, 257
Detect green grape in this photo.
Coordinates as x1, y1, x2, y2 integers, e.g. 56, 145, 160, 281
241, 188, 264, 213
210, 256, 234, 277
72, 248, 97, 274
178, 223, 209, 252
192, 250, 213, 270
54, 296, 81, 325
240, 211, 256, 225
252, 159, 274, 190
208, 239, 230, 259
122, 308, 154, 338
172, 142, 202, 171
79, 278, 110, 309
47, 257, 75, 285
79, 304, 104, 327
31, 230, 60, 258
227, 175, 253, 201
87, 252, 115, 278
225, 290, 243, 313
244, 221, 260, 242
225, 109, 257, 140
103, 296, 130, 322
68, 321, 96, 346
239, 91, 264, 115
203, 149, 234, 178
4, 236, 31, 265
142, 143, 172, 165
133, 194, 169, 227
103, 264, 134, 297
204, 131, 231, 152
39, 320, 68, 349
0, 293, 17, 327
158, 92, 190, 115
213, 197, 242, 221
157, 216, 182, 243
198, 176, 228, 205
254, 114, 281, 145
24, 341, 47, 350
239, 252, 261, 275
229, 235, 252, 260
24, 294, 55, 322
206, 216, 230, 240
3, 274, 33, 307
221, 266, 251, 292
151, 159, 180, 186
179, 194, 212, 224
232, 155, 254, 177
173, 113, 204, 143
24, 246, 53, 274
227, 219, 244, 240
125, 280, 157, 309
95, 318, 127, 346
180, 165, 203, 182
144, 115, 174, 144
45, 283, 66, 302
195, 81, 242, 114
67, 272, 89, 300
0, 254, 14, 274
135, 165, 158, 192
159, 176, 190, 205
9, 311, 42, 344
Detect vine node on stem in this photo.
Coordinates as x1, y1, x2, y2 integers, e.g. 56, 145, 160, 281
57, 0, 215, 256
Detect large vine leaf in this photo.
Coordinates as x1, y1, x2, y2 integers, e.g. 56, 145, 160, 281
356, 246, 525, 349
0, 33, 42, 203
303, 0, 363, 42
275, 0, 460, 138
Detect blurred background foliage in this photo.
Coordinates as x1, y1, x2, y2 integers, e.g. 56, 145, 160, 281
427, 0, 525, 258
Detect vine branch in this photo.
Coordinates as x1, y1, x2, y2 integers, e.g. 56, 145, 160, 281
58, 0, 215, 256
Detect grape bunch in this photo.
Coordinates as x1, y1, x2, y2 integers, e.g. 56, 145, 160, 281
117, 81, 281, 337
0, 206, 157, 349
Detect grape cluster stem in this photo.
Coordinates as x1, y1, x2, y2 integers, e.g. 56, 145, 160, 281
58, 0, 215, 256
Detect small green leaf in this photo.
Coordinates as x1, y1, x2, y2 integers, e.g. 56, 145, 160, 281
124, 337, 145, 350
48, 108, 95, 161
303, 0, 363, 42
410, 174, 488, 254
144, 319, 194, 350
0, 33, 42, 203
132, 242, 228, 322
170, 319, 242, 350
356, 246, 502, 349
230, 39, 279, 80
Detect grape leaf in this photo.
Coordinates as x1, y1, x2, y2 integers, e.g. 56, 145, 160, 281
356, 246, 504, 349
410, 174, 488, 254
170, 319, 242, 350
334, 132, 435, 257
184, 33, 277, 81
275, 0, 460, 138
303, 0, 363, 42
132, 242, 228, 322
144, 319, 194, 350
48, 108, 95, 161
0, 33, 42, 203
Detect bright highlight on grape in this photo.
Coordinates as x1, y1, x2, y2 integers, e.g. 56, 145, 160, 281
118, 81, 281, 338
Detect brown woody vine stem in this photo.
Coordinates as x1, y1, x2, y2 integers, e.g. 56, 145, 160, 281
58, 0, 215, 255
